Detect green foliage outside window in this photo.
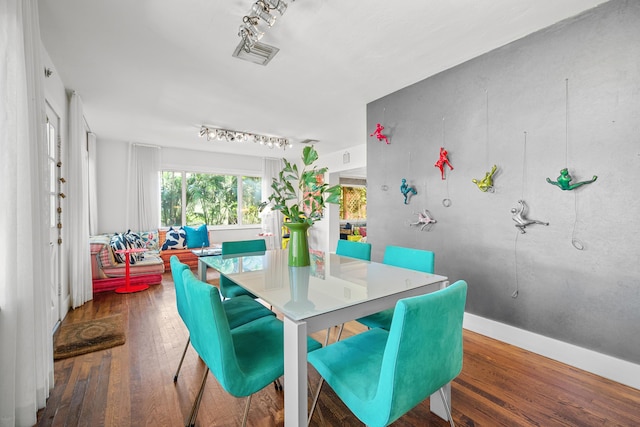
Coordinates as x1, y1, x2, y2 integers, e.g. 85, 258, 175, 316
242, 176, 262, 225
186, 173, 238, 225
160, 171, 261, 227
161, 171, 182, 226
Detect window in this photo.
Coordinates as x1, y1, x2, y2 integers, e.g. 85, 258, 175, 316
161, 171, 182, 226
340, 186, 367, 221
161, 171, 261, 227
241, 176, 262, 225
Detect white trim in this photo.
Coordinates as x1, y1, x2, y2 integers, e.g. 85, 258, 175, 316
463, 313, 640, 391
161, 164, 260, 178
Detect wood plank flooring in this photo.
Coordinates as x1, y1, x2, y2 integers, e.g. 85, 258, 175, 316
37, 272, 640, 426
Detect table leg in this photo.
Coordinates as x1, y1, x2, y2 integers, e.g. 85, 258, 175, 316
198, 258, 207, 281
125, 252, 130, 288
283, 316, 308, 427
115, 251, 149, 294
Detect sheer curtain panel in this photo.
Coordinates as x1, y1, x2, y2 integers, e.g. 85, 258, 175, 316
87, 132, 99, 235
0, 0, 54, 425
68, 92, 92, 308
126, 143, 161, 231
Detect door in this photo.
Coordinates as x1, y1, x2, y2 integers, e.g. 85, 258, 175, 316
46, 102, 62, 331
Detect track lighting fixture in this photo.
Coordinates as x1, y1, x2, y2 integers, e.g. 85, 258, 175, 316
233, 0, 291, 65
199, 125, 293, 150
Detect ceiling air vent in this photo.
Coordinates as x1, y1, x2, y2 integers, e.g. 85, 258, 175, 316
232, 40, 279, 66
300, 139, 319, 145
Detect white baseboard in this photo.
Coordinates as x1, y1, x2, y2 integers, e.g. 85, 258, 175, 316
463, 313, 640, 391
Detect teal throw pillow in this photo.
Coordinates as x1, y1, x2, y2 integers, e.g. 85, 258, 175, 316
184, 224, 209, 249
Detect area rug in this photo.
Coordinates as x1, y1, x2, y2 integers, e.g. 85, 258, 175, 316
53, 314, 126, 360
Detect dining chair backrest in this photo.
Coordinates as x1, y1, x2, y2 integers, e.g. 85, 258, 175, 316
182, 268, 250, 395
219, 239, 267, 299
221, 239, 267, 255
336, 239, 372, 261
382, 245, 434, 274
170, 255, 192, 328
377, 280, 467, 424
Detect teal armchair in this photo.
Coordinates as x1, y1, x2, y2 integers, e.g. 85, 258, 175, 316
169, 256, 274, 383
356, 245, 435, 330
181, 269, 322, 427
308, 280, 467, 427
219, 239, 267, 299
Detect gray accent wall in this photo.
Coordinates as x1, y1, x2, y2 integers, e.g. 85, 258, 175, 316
366, 0, 640, 364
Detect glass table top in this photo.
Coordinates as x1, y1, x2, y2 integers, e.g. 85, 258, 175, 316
199, 249, 448, 321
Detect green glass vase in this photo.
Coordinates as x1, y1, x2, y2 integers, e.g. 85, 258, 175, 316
286, 222, 311, 267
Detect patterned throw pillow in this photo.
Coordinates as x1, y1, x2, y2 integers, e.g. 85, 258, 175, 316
110, 230, 146, 264
139, 230, 159, 252
161, 227, 187, 250
110, 233, 128, 264
124, 230, 145, 263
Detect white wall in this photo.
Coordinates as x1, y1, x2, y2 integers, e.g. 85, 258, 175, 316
95, 139, 128, 233
305, 144, 367, 254
94, 140, 265, 239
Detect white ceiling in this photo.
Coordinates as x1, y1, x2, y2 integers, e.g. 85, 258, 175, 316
38, 0, 605, 159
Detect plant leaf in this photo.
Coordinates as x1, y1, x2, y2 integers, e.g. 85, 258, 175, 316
302, 145, 318, 166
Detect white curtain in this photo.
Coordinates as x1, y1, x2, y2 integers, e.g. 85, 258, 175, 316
261, 158, 284, 248
87, 132, 98, 235
68, 92, 92, 308
0, 0, 54, 425
126, 143, 161, 231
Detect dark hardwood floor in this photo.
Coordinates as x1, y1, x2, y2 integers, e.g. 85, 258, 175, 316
37, 272, 640, 427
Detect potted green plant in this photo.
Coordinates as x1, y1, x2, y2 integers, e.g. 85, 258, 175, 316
261, 145, 341, 266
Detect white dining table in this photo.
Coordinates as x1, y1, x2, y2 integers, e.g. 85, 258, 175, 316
198, 249, 451, 426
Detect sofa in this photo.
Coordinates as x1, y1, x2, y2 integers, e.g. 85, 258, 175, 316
157, 227, 220, 270
89, 230, 165, 293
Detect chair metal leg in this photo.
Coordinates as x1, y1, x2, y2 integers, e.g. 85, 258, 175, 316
242, 394, 252, 427
307, 378, 324, 426
186, 367, 209, 427
324, 323, 345, 347
274, 377, 282, 391
174, 337, 190, 383
438, 386, 455, 427
324, 327, 332, 347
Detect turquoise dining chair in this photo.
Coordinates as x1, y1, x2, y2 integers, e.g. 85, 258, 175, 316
356, 245, 435, 331
308, 280, 467, 427
336, 239, 372, 262
328, 239, 373, 344
169, 256, 274, 383
182, 269, 323, 427
219, 239, 267, 299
